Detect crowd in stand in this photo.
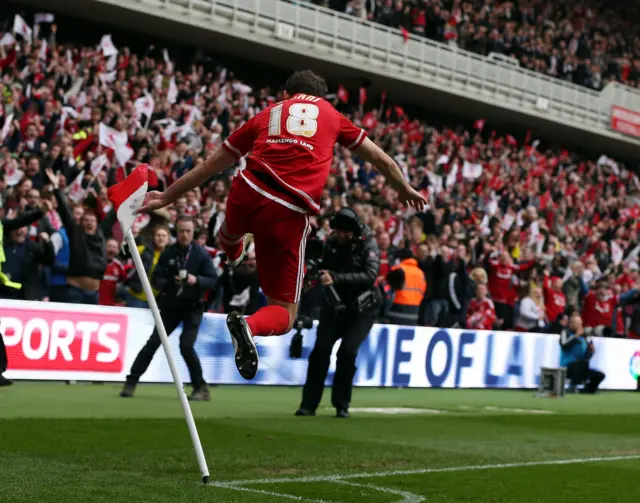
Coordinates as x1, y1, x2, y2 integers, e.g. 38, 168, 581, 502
1, 12, 640, 340
315, 0, 640, 90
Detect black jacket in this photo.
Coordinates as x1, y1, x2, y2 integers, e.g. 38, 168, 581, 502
54, 188, 114, 280
322, 224, 380, 307
2, 209, 46, 233
152, 241, 217, 306
0, 238, 54, 300
127, 245, 156, 294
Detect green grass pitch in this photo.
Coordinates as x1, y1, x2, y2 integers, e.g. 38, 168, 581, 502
1, 382, 639, 502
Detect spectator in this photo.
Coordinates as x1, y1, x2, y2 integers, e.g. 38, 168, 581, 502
386, 248, 426, 325
0, 224, 54, 301
466, 283, 496, 330
560, 313, 605, 393
46, 169, 112, 305
581, 280, 616, 337
99, 238, 128, 306
487, 251, 534, 330
49, 226, 70, 303
543, 272, 567, 327
126, 225, 171, 309
514, 287, 546, 333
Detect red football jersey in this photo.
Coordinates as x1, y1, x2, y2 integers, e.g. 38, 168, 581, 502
222, 93, 366, 213
99, 258, 127, 306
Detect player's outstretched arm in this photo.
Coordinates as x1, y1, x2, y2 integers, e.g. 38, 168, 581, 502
354, 137, 427, 211
139, 147, 237, 213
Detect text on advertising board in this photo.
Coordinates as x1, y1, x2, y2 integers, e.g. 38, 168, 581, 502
1, 307, 127, 372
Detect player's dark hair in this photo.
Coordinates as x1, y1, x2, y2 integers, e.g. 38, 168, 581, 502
284, 70, 328, 97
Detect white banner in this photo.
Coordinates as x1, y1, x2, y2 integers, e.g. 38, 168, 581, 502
2, 299, 639, 390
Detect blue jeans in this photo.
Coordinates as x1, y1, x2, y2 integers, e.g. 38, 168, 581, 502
424, 299, 449, 327
67, 285, 99, 305
127, 292, 149, 309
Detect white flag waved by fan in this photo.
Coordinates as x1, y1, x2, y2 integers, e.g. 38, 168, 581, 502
0, 33, 16, 47
107, 164, 148, 235
0, 114, 14, 143
134, 94, 155, 121
34, 13, 55, 24
106, 53, 118, 71
39, 39, 47, 61
99, 34, 118, 57
99, 123, 133, 166
13, 15, 32, 44
90, 154, 109, 177
67, 172, 85, 203
99, 71, 117, 84
167, 77, 178, 104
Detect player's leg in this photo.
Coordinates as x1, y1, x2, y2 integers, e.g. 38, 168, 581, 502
217, 175, 250, 266
217, 220, 246, 267
227, 204, 311, 380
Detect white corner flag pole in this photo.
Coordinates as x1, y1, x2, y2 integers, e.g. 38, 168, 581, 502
125, 229, 210, 484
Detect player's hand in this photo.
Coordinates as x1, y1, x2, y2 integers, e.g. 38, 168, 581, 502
187, 274, 198, 285
138, 191, 170, 213
319, 270, 334, 286
397, 185, 427, 212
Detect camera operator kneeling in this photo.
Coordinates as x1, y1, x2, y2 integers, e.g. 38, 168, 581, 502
560, 313, 605, 394
296, 208, 381, 419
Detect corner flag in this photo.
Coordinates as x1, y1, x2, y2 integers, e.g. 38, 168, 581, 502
108, 166, 210, 484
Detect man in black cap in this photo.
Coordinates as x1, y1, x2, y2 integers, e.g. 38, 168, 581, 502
296, 207, 380, 418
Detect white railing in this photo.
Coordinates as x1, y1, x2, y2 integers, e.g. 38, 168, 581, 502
110, 0, 640, 141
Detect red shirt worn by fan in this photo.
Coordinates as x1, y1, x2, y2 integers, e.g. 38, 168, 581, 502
222, 94, 366, 214
99, 258, 127, 306
221, 94, 366, 304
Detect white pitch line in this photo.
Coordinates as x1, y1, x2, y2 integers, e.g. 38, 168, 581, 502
335, 480, 424, 503
212, 454, 640, 487
214, 485, 335, 502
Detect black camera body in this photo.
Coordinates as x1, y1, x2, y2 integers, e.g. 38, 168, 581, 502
303, 238, 347, 313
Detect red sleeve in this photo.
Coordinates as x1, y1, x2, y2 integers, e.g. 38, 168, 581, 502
222, 117, 257, 160
337, 113, 366, 150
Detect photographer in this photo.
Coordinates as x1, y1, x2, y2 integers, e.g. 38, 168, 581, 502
296, 208, 380, 418
120, 217, 216, 401
560, 312, 605, 393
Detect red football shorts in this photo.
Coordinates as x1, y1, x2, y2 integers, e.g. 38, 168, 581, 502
224, 173, 311, 304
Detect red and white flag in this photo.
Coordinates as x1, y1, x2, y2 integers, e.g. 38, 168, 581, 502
0, 33, 16, 47
107, 164, 149, 235
337, 85, 349, 104
134, 94, 155, 121
4, 164, 23, 186
90, 153, 109, 177
99, 34, 118, 57
473, 119, 486, 131
67, 171, 85, 203
13, 15, 32, 44
359, 87, 367, 106
99, 123, 133, 166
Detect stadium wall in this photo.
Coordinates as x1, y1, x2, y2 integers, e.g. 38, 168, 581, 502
2, 300, 639, 390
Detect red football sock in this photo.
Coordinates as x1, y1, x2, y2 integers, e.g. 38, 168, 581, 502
247, 305, 291, 337
218, 229, 243, 262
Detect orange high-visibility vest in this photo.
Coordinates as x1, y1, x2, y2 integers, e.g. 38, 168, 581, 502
388, 258, 426, 324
